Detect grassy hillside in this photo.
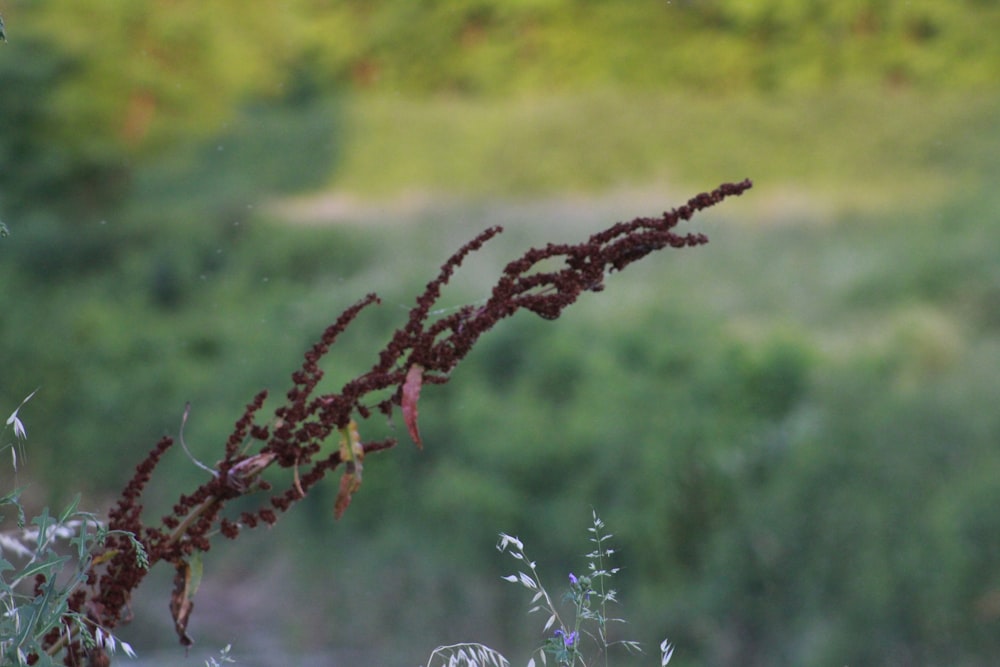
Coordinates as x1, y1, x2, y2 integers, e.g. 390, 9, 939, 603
311, 88, 998, 209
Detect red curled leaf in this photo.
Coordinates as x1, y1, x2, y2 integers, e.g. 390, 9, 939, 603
402, 363, 424, 449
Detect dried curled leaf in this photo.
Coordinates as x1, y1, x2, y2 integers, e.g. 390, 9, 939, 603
333, 469, 362, 520
334, 421, 364, 520
169, 560, 196, 648
402, 363, 424, 449
225, 451, 276, 491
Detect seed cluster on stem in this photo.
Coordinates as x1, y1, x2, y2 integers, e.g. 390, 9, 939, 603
41, 180, 751, 664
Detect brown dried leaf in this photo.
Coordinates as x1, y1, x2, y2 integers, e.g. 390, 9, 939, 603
333, 467, 362, 520
226, 451, 276, 492
169, 561, 196, 648
402, 363, 424, 449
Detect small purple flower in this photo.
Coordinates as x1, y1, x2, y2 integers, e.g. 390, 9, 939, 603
554, 629, 578, 648
568, 573, 579, 586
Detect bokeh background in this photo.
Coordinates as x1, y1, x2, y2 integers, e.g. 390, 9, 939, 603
2, 2, 1000, 665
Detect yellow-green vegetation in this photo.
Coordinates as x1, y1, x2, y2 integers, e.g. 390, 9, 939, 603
4, 0, 999, 216
330, 88, 1000, 209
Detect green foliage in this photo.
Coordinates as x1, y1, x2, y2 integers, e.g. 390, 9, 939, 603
4, 0, 999, 216
131, 91, 344, 218
1, 397, 141, 666
692, 355, 1000, 665
0, 2, 341, 220
19, 1, 302, 147
0, 215, 379, 497
281, 0, 1000, 95
0, 33, 127, 217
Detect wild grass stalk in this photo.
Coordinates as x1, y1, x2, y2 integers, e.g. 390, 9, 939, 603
422, 511, 672, 667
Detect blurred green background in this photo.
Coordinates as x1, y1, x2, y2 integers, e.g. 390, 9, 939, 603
2, 1, 999, 665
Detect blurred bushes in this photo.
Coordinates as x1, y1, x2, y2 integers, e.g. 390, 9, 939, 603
289, 188, 999, 665
0, 1, 341, 223
291, 0, 1000, 94
132, 91, 344, 217
693, 351, 1000, 666
0, 213, 377, 496
0, 34, 129, 218
4, 188, 1000, 664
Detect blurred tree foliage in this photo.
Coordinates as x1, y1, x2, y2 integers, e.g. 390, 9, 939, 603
3, 0, 999, 216
291, 0, 1000, 94
0, 0, 334, 218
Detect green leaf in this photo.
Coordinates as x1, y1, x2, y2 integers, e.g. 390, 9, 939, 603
57, 494, 81, 523
18, 555, 70, 581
